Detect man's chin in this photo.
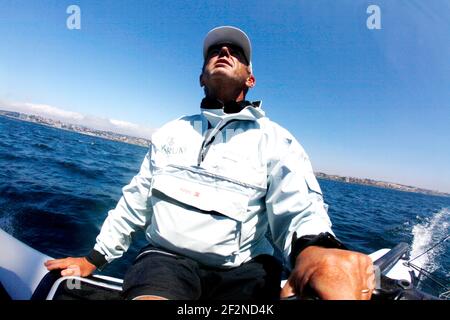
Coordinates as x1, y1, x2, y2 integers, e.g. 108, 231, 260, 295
207, 71, 233, 82
204, 68, 243, 88
210, 66, 231, 75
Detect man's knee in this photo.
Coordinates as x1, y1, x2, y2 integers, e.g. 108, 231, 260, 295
132, 295, 168, 300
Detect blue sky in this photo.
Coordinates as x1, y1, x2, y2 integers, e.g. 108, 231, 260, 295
1, 0, 449, 192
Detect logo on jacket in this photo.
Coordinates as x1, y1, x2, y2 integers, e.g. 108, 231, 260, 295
161, 137, 186, 155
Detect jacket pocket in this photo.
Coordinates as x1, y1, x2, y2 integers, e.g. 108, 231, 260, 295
151, 164, 261, 222
147, 164, 261, 260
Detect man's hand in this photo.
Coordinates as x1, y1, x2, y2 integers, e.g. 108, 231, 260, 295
280, 246, 375, 300
44, 257, 96, 277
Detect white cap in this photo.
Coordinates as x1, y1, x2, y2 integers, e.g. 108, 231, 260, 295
203, 26, 252, 65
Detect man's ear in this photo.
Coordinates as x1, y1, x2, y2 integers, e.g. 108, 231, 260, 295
199, 74, 205, 87
245, 74, 256, 89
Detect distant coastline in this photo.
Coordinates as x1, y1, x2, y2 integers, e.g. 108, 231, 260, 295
0, 110, 151, 148
1, 109, 448, 198
315, 172, 450, 198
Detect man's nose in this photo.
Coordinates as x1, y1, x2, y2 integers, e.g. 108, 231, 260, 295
218, 46, 231, 57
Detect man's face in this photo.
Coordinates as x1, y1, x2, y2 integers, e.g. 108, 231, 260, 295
201, 44, 253, 90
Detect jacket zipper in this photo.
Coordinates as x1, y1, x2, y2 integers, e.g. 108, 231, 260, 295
197, 119, 240, 166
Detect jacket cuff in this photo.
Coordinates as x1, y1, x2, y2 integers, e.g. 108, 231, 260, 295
86, 249, 108, 270
289, 232, 347, 268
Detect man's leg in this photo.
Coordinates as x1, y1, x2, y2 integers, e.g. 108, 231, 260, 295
200, 254, 282, 300
122, 245, 202, 300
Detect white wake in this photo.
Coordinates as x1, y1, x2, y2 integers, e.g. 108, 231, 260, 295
409, 207, 449, 275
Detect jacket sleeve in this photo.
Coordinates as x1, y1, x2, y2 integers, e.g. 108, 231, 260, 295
265, 137, 334, 270
88, 146, 154, 267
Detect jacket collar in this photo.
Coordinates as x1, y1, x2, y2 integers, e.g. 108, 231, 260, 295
200, 97, 260, 114
200, 97, 265, 125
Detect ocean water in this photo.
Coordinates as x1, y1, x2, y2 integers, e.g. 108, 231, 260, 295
0, 115, 449, 298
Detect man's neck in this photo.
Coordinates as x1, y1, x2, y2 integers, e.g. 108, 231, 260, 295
204, 86, 246, 106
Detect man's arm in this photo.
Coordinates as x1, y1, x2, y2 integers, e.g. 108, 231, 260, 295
265, 137, 374, 299
265, 137, 334, 265
45, 147, 154, 276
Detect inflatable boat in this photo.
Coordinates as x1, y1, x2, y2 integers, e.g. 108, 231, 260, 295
0, 228, 440, 300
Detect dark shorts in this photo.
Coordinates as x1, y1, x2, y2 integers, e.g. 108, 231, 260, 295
122, 244, 282, 300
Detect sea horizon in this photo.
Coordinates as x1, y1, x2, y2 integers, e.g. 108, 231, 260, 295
1, 110, 448, 197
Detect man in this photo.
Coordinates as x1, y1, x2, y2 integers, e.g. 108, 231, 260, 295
45, 26, 374, 300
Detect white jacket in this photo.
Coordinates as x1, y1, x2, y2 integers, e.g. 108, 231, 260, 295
93, 105, 333, 269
